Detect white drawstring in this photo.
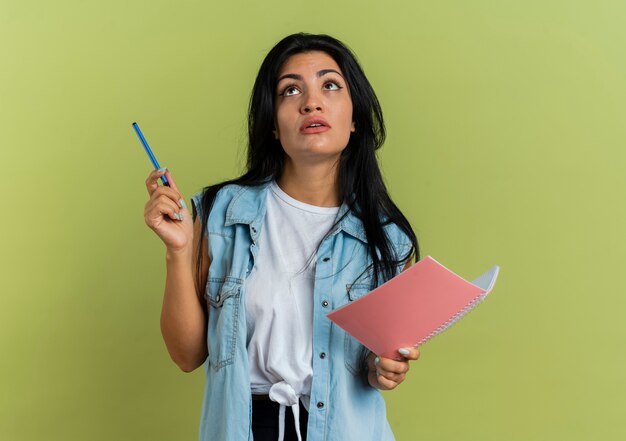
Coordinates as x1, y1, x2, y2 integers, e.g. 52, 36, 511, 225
278, 405, 286, 441
292, 402, 302, 441
269, 382, 303, 441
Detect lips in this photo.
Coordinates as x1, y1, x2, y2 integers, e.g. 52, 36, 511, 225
300, 117, 331, 133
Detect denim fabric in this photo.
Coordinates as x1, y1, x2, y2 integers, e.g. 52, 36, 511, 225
191, 183, 411, 441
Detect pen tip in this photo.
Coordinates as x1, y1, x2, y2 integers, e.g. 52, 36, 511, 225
132, 121, 137, 126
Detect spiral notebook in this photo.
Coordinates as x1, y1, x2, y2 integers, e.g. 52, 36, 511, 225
327, 256, 500, 359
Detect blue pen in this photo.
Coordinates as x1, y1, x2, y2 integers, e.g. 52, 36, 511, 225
132, 122, 170, 186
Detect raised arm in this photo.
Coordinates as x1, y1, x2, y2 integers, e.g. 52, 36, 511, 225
144, 168, 210, 372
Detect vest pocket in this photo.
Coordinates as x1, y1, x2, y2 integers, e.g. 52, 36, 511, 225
206, 278, 242, 370
343, 283, 372, 375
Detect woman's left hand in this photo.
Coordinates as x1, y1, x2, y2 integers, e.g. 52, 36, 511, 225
366, 348, 420, 390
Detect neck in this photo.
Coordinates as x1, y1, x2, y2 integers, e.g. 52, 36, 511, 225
277, 157, 341, 207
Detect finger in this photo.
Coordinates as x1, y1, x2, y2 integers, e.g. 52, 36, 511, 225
161, 170, 188, 212
145, 196, 184, 225
375, 371, 399, 390
145, 168, 169, 196
150, 186, 184, 208
397, 347, 420, 361
163, 170, 180, 193
376, 357, 410, 375
145, 199, 181, 224
146, 193, 181, 214
376, 366, 407, 384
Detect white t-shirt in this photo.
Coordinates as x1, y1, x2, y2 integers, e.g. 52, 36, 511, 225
244, 181, 339, 438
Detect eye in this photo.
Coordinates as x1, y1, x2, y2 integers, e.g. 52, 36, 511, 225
280, 85, 301, 97
323, 81, 342, 91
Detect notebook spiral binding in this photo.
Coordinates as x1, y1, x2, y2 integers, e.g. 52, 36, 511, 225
415, 291, 489, 347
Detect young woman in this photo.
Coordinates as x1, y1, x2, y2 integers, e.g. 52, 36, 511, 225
143, 33, 421, 441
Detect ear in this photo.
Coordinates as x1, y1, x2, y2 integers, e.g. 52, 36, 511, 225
273, 127, 279, 139
351, 121, 356, 133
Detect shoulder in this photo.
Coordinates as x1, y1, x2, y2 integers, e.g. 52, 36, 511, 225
191, 182, 271, 230
382, 220, 409, 244
382, 221, 413, 259
190, 183, 250, 218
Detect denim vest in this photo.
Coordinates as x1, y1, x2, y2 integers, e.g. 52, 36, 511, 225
191, 183, 412, 441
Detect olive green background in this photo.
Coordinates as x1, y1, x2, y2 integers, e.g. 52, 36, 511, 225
1, 0, 624, 440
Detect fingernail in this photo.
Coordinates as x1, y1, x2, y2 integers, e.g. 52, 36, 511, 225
374, 357, 380, 365
158, 167, 168, 172
173, 213, 182, 221
178, 212, 184, 221
376, 369, 381, 377
179, 198, 187, 210
398, 348, 410, 356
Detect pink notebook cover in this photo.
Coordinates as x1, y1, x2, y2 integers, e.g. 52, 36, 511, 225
327, 256, 499, 359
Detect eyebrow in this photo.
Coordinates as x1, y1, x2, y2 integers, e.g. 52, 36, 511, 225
277, 69, 345, 83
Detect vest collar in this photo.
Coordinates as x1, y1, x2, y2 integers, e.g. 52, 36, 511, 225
332, 203, 368, 243
224, 182, 271, 227
224, 182, 368, 244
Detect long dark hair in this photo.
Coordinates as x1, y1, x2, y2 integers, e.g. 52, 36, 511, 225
194, 32, 419, 290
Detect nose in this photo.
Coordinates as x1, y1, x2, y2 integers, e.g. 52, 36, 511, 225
300, 91, 323, 114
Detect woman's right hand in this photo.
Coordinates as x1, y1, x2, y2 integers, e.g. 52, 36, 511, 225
144, 168, 193, 253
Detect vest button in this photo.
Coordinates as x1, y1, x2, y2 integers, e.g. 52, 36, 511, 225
321, 300, 329, 308
322, 257, 330, 262
317, 401, 324, 409
319, 352, 326, 359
